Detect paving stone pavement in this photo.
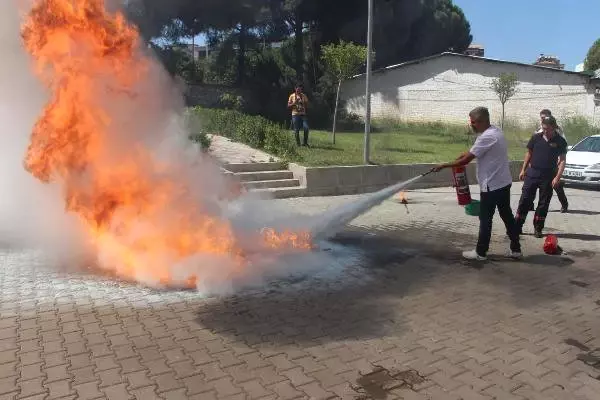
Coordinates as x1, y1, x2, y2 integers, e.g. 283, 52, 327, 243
1, 183, 600, 399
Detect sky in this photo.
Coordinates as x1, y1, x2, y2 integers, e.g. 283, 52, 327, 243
453, 0, 600, 71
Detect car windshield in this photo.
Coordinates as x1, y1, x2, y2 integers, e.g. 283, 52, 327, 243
571, 137, 600, 152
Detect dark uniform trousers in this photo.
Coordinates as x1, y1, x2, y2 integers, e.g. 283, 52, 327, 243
529, 180, 568, 210
554, 182, 568, 208
515, 167, 554, 231
477, 184, 521, 257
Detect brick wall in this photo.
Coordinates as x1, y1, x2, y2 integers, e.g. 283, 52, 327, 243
341, 54, 599, 127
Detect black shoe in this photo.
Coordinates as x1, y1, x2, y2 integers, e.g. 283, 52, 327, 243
534, 230, 543, 238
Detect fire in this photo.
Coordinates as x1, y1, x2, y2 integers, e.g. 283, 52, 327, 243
20, 0, 312, 286
397, 191, 408, 204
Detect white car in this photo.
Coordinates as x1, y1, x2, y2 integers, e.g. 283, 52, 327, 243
561, 134, 600, 187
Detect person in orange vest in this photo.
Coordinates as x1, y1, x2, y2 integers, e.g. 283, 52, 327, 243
287, 83, 310, 147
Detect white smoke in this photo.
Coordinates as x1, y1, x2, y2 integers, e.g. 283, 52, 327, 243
0, 1, 419, 296
0, 0, 358, 295
0, 1, 90, 265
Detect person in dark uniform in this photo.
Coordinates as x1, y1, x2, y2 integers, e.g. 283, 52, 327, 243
528, 109, 569, 212
515, 115, 567, 238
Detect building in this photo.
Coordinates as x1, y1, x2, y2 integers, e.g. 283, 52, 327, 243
533, 54, 564, 70
341, 52, 600, 127
174, 43, 212, 60
464, 44, 484, 57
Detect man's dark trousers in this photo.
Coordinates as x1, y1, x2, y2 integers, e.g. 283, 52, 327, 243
554, 182, 568, 209
515, 168, 554, 232
477, 184, 521, 257
528, 181, 568, 211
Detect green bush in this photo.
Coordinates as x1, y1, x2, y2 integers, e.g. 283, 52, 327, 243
189, 133, 211, 149
191, 107, 299, 159
561, 116, 600, 145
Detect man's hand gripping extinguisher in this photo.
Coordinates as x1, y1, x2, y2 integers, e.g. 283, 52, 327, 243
452, 166, 472, 205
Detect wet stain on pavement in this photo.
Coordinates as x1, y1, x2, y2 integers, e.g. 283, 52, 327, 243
569, 279, 589, 288
351, 366, 425, 399
577, 351, 600, 370
564, 338, 590, 351
565, 338, 600, 370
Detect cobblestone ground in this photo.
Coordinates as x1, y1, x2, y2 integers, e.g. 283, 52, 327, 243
1, 183, 600, 399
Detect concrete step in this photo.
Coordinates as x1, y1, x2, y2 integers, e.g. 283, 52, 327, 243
250, 186, 307, 199
243, 179, 300, 189
235, 170, 294, 182
224, 162, 285, 173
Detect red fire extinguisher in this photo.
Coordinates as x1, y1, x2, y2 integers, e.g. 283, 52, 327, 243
452, 166, 472, 205
543, 234, 562, 255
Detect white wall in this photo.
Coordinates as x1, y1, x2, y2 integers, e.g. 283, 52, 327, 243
342, 54, 599, 127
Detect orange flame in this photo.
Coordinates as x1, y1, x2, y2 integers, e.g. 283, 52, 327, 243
397, 191, 408, 204
20, 0, 312, 286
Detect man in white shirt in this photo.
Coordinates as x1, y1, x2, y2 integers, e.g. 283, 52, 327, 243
432, 107, 522, 261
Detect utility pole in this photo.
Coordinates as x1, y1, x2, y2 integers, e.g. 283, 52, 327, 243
363, 0, 373, 164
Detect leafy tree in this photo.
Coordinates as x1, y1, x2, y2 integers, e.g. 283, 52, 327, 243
584, 38, 600, 72
321, 41, 367, 143
329, 0, 472, 68
491, 72, 519, 130
123, 0, 474, 129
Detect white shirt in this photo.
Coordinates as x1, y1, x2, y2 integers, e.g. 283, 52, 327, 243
469, 125, 513, 192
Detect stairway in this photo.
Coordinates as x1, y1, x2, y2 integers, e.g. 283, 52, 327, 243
223, 162, 306, 198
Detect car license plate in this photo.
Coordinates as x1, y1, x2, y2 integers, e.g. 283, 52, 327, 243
565, 170, 582, 177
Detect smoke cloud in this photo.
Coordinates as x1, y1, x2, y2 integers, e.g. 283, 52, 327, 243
0, 1, 89, 264
0, 0, 361, 296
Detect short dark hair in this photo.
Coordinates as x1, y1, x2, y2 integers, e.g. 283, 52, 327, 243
542, 115, 558, 128
295, 83, 303, 89
469, 106, 490, 123
540, 109, 552, 116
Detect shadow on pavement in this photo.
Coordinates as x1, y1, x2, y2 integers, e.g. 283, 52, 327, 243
556, 233, 600, 241
195, 230, 434, 344
194, 224, 600, 345
520, 254, 574, 267
550, 209, 600, 216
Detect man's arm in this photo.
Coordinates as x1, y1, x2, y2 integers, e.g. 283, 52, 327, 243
520, 150, 532, 180
520, 134, 536, 180
553, 154, 566, 187
431, 133, 493, 172
552, 140, 568, 187
287, 94, 295, 107
431, 153, 475, 172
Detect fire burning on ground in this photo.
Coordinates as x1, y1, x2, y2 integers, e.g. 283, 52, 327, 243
18, 0, 312, 289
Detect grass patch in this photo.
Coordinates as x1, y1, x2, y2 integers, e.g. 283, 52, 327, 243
294, 121, 533, 166
188, 108, 600, 167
